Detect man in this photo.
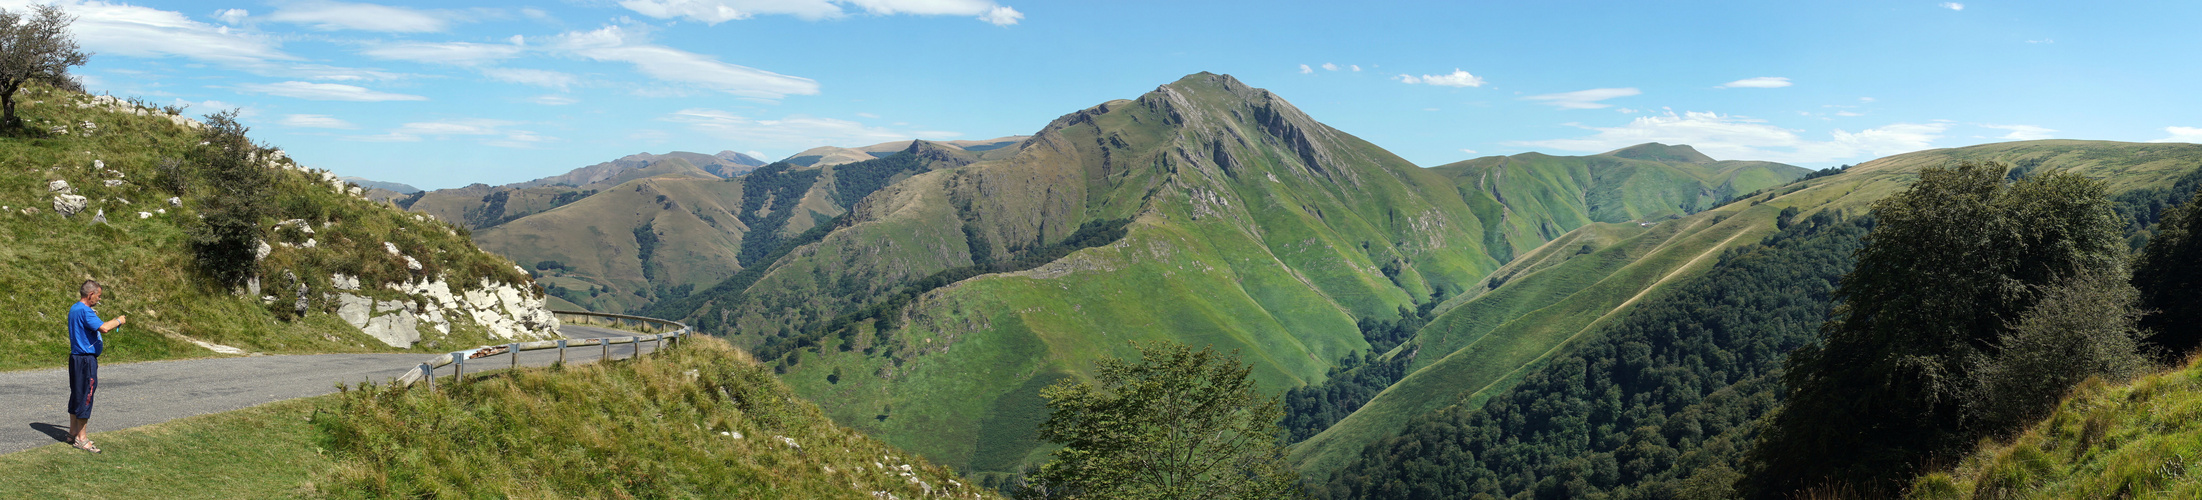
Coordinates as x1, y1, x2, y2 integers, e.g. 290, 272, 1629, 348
67, 279, 125, 453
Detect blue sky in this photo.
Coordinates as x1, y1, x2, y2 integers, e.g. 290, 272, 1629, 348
20, 0, 2202, 189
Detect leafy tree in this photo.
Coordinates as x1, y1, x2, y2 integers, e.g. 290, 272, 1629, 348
2133, 185, 2202, 357
1740, 162, 2133, 498
0, 4, 87, 131
187, 110, 274, 288
1022, 342, 1301, 500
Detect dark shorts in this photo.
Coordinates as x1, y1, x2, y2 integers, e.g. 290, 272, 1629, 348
67, 354, 97, 420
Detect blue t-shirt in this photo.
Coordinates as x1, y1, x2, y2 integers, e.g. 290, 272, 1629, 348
68, 301, 103, 356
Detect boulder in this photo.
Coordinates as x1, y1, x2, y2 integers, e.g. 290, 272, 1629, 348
47, 180, 71, 193
51, 194, 87, 216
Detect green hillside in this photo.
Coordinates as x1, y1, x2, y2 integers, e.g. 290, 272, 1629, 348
0, 86, 561, 371
1298, 140, 2202, 494
1430, 146, 1806, 262
478, 141, 982, 312
1907, 359, 2202, 499
629, 73, 1806, 479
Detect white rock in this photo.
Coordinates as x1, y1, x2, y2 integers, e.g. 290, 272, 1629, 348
301, 238, 316, 249
136, 212, 151, 219
253, 239, 272, 261
361, 309, 420, 348
103, 179, 123, 187
47, 180, 70, 193
404, 255, 422, 272
383, 242, 401, 255
167, 197, 181, 207
92, 159, 103, 170
331, 274, 360, 291
155, 208, 165, 215
52, 194, 87, 216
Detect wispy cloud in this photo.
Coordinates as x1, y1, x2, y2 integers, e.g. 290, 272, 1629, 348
349, 118, 549, 148
360, 41, 523, 66
480, 67, 578, 90
266, 0, 456, 33
1510, 110, 1947, 164
1939, 2, 1965, 11
619, 0, 1024, 26
236, 81, 428, 101
663, 108, 957, 152
1322, 62, 1339, 71
1298, 64, 1313, 74
280, 114, 356, 129
1718, 76, 1791, 89
528, 94, 578, 105
1980, 124, 2056, 141
551, 25, 818, 99
2150, 126, 2202, 144
22, 0, 416, 81
1523, 87, 1640, 109
1395, 69, 1485, 87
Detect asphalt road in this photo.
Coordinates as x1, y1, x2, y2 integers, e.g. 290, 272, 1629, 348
0, 325, 666, 455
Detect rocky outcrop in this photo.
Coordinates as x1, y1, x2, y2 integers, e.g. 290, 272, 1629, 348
331, 276, 561, 348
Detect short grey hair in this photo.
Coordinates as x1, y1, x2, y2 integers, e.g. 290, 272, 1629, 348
79, 279, 99, 299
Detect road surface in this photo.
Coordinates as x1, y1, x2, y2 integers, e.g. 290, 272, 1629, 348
0, 325, 667, 455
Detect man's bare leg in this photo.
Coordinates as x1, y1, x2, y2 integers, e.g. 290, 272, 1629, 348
68, 417, 87, 444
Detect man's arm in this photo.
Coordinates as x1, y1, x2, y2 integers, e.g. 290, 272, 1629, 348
98, 315, 125, 333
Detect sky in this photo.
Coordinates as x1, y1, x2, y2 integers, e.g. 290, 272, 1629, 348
15, 0, 2202, 190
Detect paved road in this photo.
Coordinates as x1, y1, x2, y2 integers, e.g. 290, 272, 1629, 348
0, 325, 667, 455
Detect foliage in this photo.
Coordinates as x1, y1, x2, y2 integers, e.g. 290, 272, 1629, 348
833, 151, 930, 206
0, 4, 86, 131
734, 161, 824, 267
2133, 185, 2202, 357
1022, 341, 1302, 500
319, 336, 991, 498
1279, 304, 1435, 444
1741, 162, 2137, 498
184, 109, 273, 289
631, 220, 659, 281
1319, 210, 1868, 500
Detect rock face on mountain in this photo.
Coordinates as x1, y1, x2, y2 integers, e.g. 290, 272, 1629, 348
627, 73, 1810, 477
780, 136, 1028, 168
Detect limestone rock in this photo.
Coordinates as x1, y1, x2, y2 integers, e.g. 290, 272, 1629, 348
331, 273, 360, 290
91, 209, 106, 224
136, 211, 150, 219
103, 179, 123, 187
336, 293, 371, 327
253, 239, 272, 260
167, 197, 180, 207
47, 179, 71, 193
53, 194, 86, 216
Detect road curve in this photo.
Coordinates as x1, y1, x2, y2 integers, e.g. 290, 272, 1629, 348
0, 325, 666, 455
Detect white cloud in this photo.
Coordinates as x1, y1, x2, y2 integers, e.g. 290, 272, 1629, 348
1322, 62, 1339, 71
1459, 148, 1478, 154
1718, 76, 1791, 89
2149, 126, 2202, 144
480, 67, 578, 89
1299, 64, 1313, 74
266, 0, 453, 33
618, 0, 1022, 25
1396, 69, 1486, 88
1860, 97, 1876, 103
528, 94, 578, 105
1510, 110, 1947, 164
856, 112, 880, 118
977, 6, 1021, 26
664, 108, 957, 151
236, 81, 428, 101
1940, 2, 1964, 11
280, 114, 356, 129
360, 41, 523, 66
1523, 87, 1640, 109
350, 118, 548, 148
213, 8, 248, 25
1835, 111, 1864, 117
551, 25, 819, 99
7, 1, 412, 81
1980, 124, 2056, 141
1350, 65, 1361, 72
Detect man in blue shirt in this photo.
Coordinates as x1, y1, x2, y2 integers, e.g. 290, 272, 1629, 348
67, 279, 125, 453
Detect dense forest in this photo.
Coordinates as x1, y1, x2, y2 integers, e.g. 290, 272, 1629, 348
732, 161, 824, 266
1317, 209, 1868, 499
1281, 304, 1437, 443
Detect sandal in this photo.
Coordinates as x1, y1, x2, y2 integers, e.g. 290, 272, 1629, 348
70, 438, 100, 453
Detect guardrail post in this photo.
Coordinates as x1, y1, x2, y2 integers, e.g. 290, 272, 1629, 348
421, 363, 434, 392
509, 343, 520, 370
557, 339, 567, 365
602, 338, 609, 361
453, 352, 465, 384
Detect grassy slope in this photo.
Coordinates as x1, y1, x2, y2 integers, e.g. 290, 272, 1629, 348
474, 175, 749, 312
0, 87, 538, 371
0, 336, 986, 499
1430, 151, 1807, 262
1908, 360, 2202, 499
1291, 139, 2202, 482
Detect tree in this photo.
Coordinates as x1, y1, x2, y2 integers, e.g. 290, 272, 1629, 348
2133, 185, 2202, 358
0, 5, 87, 131
187, 110, 274, 288
1739, 162, 2134, 497
1022, 341, 1301, 500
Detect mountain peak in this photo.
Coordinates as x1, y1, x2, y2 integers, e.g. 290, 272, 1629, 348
1602, 143, 1716, 164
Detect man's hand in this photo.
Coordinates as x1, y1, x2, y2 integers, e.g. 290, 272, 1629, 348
100, 315, 125, 333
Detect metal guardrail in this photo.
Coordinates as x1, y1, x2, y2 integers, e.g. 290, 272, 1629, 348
393, 310, 691, 389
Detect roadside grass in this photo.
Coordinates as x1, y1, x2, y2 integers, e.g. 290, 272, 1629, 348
318, 335, 989, 499
1909, 357, 2202, 499
0, 396, 334, 499
0, 84, 534, 372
